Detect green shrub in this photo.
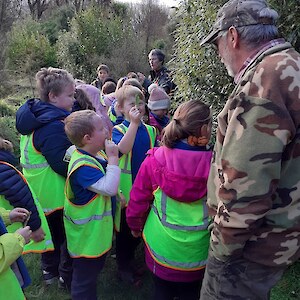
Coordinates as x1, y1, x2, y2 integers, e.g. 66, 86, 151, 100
6, 19, 57, 77
0, 116, 20, 157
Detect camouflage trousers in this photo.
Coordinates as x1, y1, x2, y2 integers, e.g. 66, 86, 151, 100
200, 255, 286, 300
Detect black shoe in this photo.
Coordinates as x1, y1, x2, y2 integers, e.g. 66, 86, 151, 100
42, 270, 58, 285
58, 276, 71, 292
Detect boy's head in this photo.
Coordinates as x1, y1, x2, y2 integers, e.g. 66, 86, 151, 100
0, 137, 13, 152
64, 110, 108, 150
148, 87, 170, 117
36, 67, 75, 111
116, 85, 145, 120
101, 81, 116, 95
97, 64, 110, 83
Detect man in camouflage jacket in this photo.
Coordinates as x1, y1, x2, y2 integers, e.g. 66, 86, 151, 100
200, 0, 300, 299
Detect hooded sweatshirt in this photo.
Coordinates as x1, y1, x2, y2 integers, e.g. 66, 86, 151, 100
16, 98, 72, 177
127, 141, 212, 282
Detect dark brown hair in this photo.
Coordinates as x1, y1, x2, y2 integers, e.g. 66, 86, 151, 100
161, 100, 211, 148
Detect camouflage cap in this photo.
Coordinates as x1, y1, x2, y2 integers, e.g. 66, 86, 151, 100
200, 0, 276, 46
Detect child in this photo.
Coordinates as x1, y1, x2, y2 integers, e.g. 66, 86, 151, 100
76, 83, 113, 132
91, 64, 110, 90
73, 88, 96, 112
0, 206, 32, 299
147, 86, 171, 140
112, 85, 157, 285
16, 67, 74, 289
64, 110, 120, 300
0, 137, 53, 254
127, 100, 212, 300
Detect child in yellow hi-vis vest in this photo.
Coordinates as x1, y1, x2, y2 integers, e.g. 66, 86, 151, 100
112, 85, 157, 286
64, 110, 120, 300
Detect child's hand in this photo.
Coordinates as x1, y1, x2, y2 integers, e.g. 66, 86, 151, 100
9, 208, 30, 224
105, 139, 119, 165
131, 230, 141, 238
129, 106, 142, 125
31, 227, 45, 242
16, 226, 32, 244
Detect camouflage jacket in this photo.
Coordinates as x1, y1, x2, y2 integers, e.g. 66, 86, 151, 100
207, 42, 300, 267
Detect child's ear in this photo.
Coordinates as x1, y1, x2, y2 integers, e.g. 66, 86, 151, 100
48, 91, 56, 103
82, 134, 91, 144
200, 124, 210, 138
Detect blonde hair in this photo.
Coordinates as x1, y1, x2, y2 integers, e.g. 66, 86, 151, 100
162, 100, 211, 148
36, 67, 74, 102
0, 137, 14, 152
116, 85, 145, 107
64, 110, 99, 147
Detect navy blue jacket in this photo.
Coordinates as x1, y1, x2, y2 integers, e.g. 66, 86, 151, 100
0, 150, 41, 231
16, 98, 72, 177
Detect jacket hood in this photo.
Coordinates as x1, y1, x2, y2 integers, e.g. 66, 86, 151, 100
0, 150, 18, 166
148, 147, 212, 202
16, 98, 69, 135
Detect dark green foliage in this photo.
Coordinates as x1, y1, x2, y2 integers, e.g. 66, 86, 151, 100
170, 0, 300, 118
6, 19, 57, 77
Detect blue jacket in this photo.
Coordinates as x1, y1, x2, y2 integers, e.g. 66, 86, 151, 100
0, 150, 41, 231
16, 98, 72, 177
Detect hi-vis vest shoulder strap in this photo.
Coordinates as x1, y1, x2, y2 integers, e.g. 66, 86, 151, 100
19, 134, 66, 215
114, 123, 157, 204
0, 161, 54, 254
64, 150, 113, 258
143, 188, 210, 271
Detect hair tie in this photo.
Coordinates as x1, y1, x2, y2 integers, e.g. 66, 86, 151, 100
187, 136, 209, 147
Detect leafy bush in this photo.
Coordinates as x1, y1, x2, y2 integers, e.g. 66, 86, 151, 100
6, 19, 57, 77
0, 116, 20, 157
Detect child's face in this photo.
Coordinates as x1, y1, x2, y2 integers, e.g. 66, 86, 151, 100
121, 96, 146, 121
152, 109, 168, 118
51, 83, 75, 112
98, 69, 109, 83
89, 115, 109, 151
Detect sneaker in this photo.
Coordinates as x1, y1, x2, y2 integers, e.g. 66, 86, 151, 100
42, 270, 58, 285
58, 276, 71, 292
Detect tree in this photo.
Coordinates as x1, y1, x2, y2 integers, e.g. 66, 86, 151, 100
170, 0, 300, 118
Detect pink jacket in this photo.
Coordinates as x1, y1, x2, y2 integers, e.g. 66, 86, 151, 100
127, 145, 212, 282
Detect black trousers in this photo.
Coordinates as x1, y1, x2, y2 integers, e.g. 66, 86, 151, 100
71, 255, 107, 300
115, 207, 140, 271
153, 275, 202, 300
41, 209, 73, 285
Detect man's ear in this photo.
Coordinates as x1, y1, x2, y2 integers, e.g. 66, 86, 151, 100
228, 26, 239, 48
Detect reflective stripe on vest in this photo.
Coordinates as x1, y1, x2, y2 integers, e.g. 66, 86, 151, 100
152, 192, 209, 231
114, 123, 156, 203
0, 162, 54, 254
19, 134, 66, 214
143, 188, 210, 271
64, 150, 113, 258
21, 136, 49, 169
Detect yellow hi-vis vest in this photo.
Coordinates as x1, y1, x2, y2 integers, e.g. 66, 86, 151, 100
0, 263, 26, 300
143, 188, 210, 271
114, 123, 157, 204
0, 162, 54, 254
19, 133, 66, 215
64, 150, 114, 258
